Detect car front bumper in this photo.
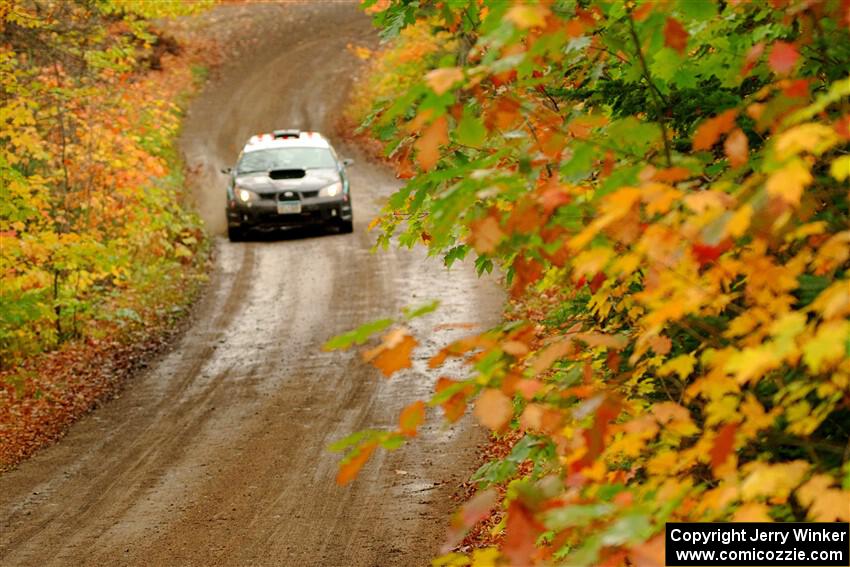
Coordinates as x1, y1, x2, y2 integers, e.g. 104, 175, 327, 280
226, 198, 352, 230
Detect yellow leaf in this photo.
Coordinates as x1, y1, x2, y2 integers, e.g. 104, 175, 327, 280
765, 159, 812, 206
802, 320, 850, 373
830, 155, 850, 181
659, 353, 696, 379
505, 4, 549, 28
774, 123, 839, 160
741, 460, 808, 502
724, 347, 780, 384
725, 204, 752, 238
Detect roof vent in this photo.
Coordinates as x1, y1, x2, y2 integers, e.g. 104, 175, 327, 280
273, 129, 301, 139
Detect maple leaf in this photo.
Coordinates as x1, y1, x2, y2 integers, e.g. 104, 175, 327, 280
796, 475, 850, 521
766, 159, 812, 206
363, 327, 418, 377
443, 488, 498, 551
435, 377, 472, 423
510, 254, 543, 298
469, 215, 504, 254
741, 460, 809, 501
663, 18, 688, 54
502, 500, 545, 566
425, 67, 463, 95
724, 128, 748, 167
473, 388, 513, 432
768, 41, 799, 75
399, 400, 425, 437
414, 116, 448, 171
692, 109, 738, 151
336, 442, 376, 486
741, 42, 765, 76
505, 4, 549, 29
710, 423, 737, 477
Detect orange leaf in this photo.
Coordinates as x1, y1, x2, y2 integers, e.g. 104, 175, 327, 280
399, 400, 426, 437
652, 166, 692, 183
710, 423, 737, 477
414, 116, 448, 171
693, 109, 738, 151
363, 327, 418, 377
336, 442, 376, 486
474, 388, 513, 431
426, 67, 463, 95
664, 17, 688, 54
436, 377, 472, 422
469, 215, 504, 254
724, 128, 749, 167
503, 500, 545, 566
768, 41, 799, 75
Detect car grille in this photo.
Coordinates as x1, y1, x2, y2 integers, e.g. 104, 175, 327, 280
258, 190, 320, 201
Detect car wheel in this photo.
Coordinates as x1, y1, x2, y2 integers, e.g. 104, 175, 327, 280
338, 219, 354, 234
228, 226, 244, 242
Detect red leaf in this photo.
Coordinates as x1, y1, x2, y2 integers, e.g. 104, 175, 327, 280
399, 401, 425, 437
503, 500, 545, 566
768, 41, 799, 75
692, 240, 731, 267
710, 423, 738, 476
443, 488, 498, 552
664, 18, 689, 54
511, 254, 543, 298
588, 271, 606, 294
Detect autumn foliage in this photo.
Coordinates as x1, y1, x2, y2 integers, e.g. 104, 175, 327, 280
332, 0, 850, 565
1, 1, 212, 465
0, 0, 210, 366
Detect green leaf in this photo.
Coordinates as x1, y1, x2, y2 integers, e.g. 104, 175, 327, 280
323, 318, 394, 350
456, 107, 487, 148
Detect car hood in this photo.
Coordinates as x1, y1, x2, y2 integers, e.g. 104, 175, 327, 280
234, 168, 339, 194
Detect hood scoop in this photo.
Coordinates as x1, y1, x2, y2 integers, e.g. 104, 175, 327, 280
269, 168, 306, 180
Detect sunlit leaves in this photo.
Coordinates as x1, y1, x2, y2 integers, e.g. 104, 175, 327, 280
346, 0, 850, 563
363, 327, 418, 377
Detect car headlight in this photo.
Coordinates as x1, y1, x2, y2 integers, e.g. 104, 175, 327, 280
236, 187, 259, 203
318, 181, 342, 198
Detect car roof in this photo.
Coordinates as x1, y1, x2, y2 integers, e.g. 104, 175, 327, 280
242, 130, 331, 153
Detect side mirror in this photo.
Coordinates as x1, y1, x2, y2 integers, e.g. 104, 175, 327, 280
342, 158, 354, 167
220, 167, 232, 174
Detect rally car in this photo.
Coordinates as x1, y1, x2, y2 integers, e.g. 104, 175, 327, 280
222, 130, 354, 241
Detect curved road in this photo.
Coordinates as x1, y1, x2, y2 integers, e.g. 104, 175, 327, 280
0, 4, 501, 566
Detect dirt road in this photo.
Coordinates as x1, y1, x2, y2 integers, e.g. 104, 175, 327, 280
0, 4, 502, 566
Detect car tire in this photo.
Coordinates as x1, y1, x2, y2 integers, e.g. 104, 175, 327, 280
228, 226, 244, 242
338, 219, 354, 234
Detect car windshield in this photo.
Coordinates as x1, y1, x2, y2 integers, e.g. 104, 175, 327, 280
237, 147, 336, 173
